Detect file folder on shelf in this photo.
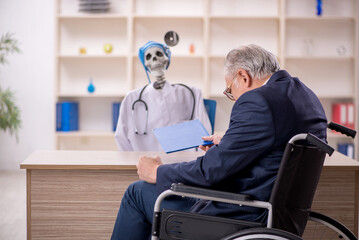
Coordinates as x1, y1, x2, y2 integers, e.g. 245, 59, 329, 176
112, 102, 121, 132
153, 119, 213, 154
56, 102, 79, 131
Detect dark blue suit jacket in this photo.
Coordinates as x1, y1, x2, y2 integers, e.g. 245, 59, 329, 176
156, 70, 327, 221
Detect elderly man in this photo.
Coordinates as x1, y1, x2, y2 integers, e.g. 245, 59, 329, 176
111, 44, 327, 240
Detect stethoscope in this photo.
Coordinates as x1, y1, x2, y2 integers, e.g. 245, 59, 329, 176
132, 83, 195, 135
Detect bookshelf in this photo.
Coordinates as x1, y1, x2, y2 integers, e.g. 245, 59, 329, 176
55, 0, 359, 159
283, 0, 358, 157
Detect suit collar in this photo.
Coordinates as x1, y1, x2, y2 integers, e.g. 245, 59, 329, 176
267, 70, 292, 84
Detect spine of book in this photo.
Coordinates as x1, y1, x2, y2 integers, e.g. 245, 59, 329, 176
62, 102, 79, 131
70, 102, 79, 131
332, 103, 347, 132
112, 102, 121, 131
337, 143, 346, 155
337, 143, 354, 159
61, 102, 71, 131
56, 102, 62, 131
347, 103, 354, 129
347, 144, 354, 159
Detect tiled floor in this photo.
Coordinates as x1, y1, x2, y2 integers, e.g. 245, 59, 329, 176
0, 171, 26, 240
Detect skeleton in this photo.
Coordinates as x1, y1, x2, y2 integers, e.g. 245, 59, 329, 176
144, 46, 169, 89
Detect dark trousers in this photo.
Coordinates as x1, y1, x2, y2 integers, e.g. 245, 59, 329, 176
111, 181, 198, 240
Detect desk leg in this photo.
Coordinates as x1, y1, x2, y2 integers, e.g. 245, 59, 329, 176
355, 171, 358, 236
26, 169, 31, 240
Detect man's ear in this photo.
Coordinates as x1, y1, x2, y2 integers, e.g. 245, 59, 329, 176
238, 69, 252, 87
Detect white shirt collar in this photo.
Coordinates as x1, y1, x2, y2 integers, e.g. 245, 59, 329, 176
262, 76, 271, 86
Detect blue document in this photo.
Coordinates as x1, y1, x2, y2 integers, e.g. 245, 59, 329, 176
153, 119, 213, 154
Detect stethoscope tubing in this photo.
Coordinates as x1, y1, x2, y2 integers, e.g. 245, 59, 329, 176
132, 84, 149, 135
131, 83, 195, 135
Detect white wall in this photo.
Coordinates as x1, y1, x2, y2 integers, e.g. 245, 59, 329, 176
0, 0, 55, 170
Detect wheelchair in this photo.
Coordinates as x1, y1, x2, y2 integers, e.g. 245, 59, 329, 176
151, 122, 357, 240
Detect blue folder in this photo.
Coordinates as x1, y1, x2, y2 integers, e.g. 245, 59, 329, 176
153, 119, 213, 154
112, 102, 121, 132
56, 102, 79, 131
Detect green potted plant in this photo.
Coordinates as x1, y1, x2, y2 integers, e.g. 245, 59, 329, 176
0, 32, 21, 140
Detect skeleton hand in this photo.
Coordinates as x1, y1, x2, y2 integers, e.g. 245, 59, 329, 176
199, 134, 223, 152
136, 155, 163, 184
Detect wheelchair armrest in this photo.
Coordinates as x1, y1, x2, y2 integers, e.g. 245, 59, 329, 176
153, 183, 273, 233
171, 183, 254, 201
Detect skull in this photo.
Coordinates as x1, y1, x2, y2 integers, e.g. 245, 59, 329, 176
144, 47, 169, 77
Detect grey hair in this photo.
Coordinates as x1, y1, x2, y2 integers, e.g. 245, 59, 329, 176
224, 44, 280, 82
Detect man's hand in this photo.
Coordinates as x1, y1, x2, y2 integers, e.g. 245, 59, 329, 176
199, 134, 223, 152
136, 155, 163, 184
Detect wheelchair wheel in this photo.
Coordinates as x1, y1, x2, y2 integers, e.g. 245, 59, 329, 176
221, 227, 302, 240
302, 211, 357, 240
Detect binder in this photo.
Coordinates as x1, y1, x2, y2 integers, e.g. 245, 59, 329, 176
56, 102, 79, 131
56, 103, 62, 131
112, 102, 121, 131
332, 102, 355, 131
347, 103, 355, 129
153, 119, 213, 154
338, 143, 354, 159
332, 103, 346, 126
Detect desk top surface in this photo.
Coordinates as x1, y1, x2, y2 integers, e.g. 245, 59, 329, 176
20, 150, 204, 170
20, 150, 359, 170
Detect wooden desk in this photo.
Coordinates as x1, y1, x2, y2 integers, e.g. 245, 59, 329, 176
20, 150, 359, 239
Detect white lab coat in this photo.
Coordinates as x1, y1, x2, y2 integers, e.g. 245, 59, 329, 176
114, 81, 212, 151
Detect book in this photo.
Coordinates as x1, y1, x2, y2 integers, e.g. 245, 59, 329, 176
56, 103, 62, 131
332, 103, 347, 127
153, 119, 213, 154
338, 143, 354, 159
347, 103, 355, 129
332, 102, 355, 132
56, 102, 79, 131
112, 102, 121, 132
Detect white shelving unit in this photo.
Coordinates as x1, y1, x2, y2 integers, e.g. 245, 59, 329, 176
283, 0, 358, 155
55, 0, 359, 158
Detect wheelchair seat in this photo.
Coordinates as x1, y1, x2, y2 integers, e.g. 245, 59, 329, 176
151, 133, 334, 240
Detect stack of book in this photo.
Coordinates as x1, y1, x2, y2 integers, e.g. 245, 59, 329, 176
332, 103, 355, 130
78, 0, 110, 13
332, 102, 355, 159
56, 102, 79, 131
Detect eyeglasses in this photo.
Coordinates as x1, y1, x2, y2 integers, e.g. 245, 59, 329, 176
223, 78, 236, 101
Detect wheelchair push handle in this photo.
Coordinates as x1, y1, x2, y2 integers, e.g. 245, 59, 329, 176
306, 133, 334, 156
328, 122, 356, 139
289, 133, 334, 156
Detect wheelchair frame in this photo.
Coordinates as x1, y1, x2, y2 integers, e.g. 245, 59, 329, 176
151, 125, 357, 240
